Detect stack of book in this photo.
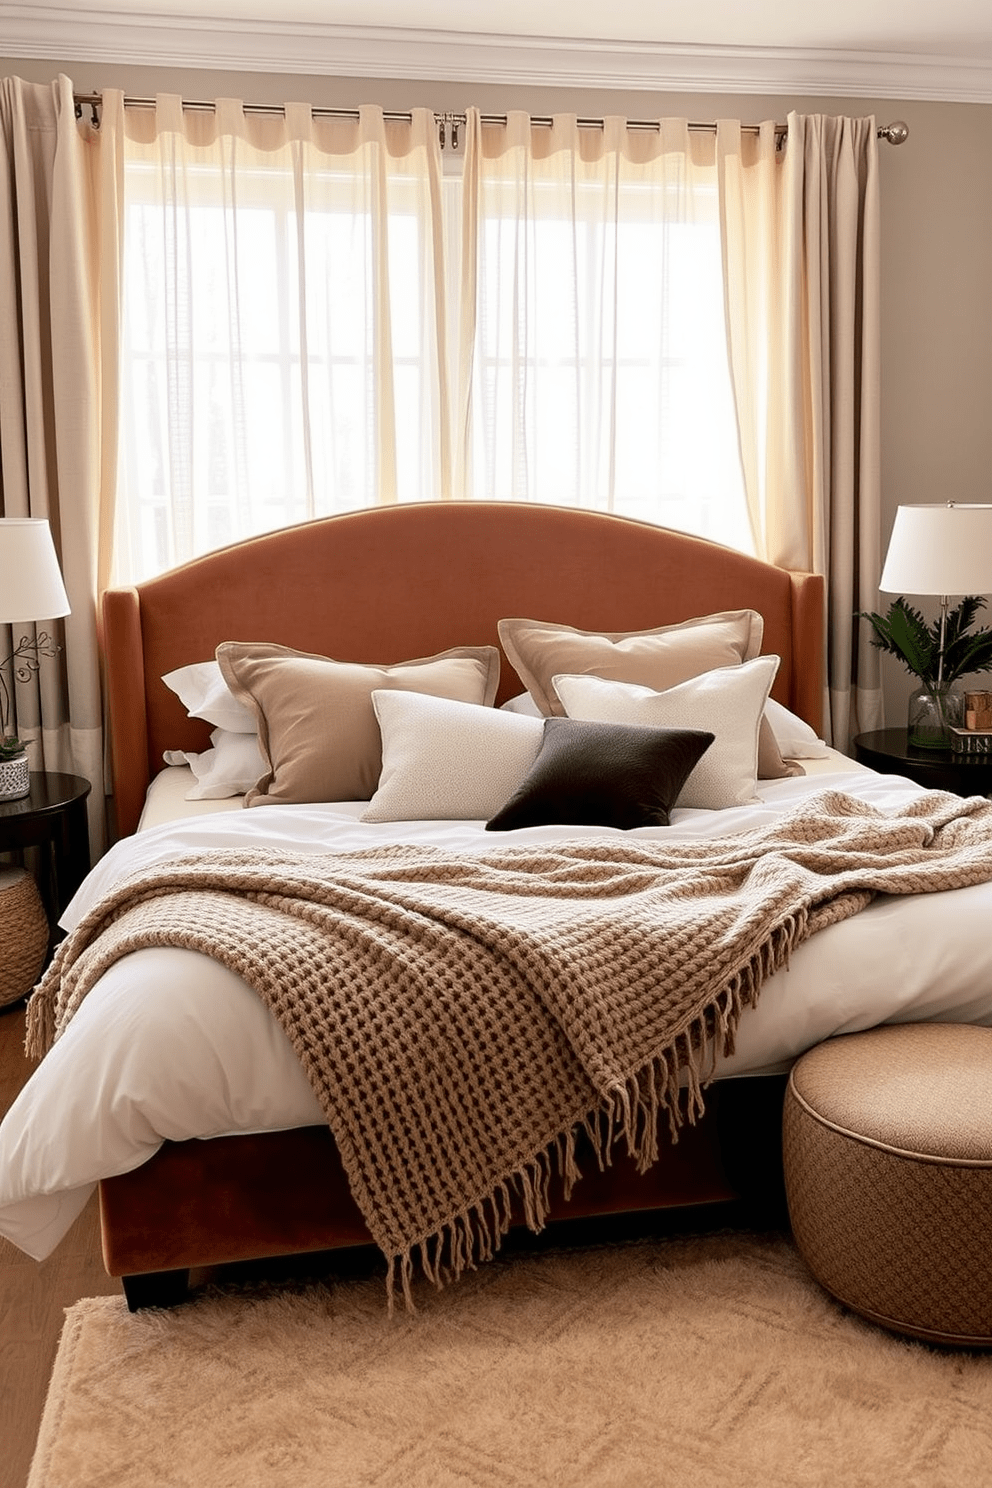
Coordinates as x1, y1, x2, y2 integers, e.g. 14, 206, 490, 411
950, 691, 992, 754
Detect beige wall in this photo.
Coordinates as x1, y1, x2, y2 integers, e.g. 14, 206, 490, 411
6, 55, 992, 727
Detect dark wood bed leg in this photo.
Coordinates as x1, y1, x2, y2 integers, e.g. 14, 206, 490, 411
121, 1267, 191, 1311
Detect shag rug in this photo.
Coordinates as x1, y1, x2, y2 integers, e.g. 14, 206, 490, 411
28, 1230, 992, 1488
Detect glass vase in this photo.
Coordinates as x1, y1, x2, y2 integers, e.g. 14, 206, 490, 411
907, 683, 964, 750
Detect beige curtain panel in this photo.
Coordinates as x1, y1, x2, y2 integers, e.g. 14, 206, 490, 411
0, 75, 119, 858
719, 112, 883, 748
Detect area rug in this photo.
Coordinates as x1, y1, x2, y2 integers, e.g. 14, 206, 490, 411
28, 1230, 992, 1488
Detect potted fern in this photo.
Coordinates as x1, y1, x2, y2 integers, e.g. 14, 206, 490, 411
0, 732, 30, 800
859, 596, 992, 748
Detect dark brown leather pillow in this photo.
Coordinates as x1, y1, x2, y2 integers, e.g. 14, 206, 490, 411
485, 716, 714, 832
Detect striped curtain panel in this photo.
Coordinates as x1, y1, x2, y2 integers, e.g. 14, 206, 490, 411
0, 74, 117, 858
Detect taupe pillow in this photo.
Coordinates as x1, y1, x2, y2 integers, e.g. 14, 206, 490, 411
497, 612, 800, 781
216, 641, 500, 805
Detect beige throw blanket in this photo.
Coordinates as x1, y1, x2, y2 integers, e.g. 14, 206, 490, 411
27, 788, 992, 1303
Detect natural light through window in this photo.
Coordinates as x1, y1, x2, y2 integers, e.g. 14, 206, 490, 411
114, 136, 752, 585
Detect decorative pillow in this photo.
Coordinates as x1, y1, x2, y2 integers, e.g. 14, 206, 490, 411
498, 611, 763, 715
162, 659, 257, 733
216, 641, 501, 805
164, 727, 266, 800
552, 655, 780, 810
508, 688, 823, 762
486, 717, 714, 832
497, 612, 799, 781
363, 691, 544, 822
765, 698, 830, 760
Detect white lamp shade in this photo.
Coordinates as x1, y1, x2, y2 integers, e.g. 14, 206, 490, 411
0, 519, 71, 623
879, 504, 992, 596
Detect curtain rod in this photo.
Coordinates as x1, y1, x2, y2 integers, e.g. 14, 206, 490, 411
72, 93, 909, 149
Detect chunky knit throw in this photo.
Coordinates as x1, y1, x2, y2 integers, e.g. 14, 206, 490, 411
27, 788, 992, 1303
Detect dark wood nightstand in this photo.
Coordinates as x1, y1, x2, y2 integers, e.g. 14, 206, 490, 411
853, 729, 992, 796
0, 771, 92, 928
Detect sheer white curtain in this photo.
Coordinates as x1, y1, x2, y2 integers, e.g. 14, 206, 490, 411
106, 100, 883, 749
109, 97, 450, 585
456, 110, 754, 554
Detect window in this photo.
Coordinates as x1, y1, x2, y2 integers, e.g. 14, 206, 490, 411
113, 116, 752, 584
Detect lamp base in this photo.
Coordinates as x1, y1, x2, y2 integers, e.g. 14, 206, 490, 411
908, 684, 964, 749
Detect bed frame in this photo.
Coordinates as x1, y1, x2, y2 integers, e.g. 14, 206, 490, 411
98, 501, 824, 1307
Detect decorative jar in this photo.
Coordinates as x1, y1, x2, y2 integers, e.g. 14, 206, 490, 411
907, 683, 964, 750
0, 748, 30, 801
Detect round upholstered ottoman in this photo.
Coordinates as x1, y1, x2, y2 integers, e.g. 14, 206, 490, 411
783, 1024, 992, 1347
0, 864, 49, 1007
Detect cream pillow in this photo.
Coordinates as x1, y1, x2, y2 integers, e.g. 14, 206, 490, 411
498, 612, 799, 781
363, 691, 544, 822
217, 641, 501, 805
552, 656, 780, 810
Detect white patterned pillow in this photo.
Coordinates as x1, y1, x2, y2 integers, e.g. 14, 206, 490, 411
362, 691, 544, 822
552, 656, 780, 810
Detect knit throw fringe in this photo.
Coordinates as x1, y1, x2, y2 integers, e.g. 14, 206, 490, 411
26, 788, 992, 1307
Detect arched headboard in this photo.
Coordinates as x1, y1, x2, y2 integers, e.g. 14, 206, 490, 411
101, 502, 824, 838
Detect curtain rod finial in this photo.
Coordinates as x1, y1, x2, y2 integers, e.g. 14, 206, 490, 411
880, 120, 909, 146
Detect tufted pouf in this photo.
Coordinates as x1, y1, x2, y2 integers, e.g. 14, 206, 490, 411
783, 1023, 992, 1347
0, 864, 50, 1007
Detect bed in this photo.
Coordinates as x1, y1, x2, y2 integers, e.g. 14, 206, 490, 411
4, 500, 992, 1311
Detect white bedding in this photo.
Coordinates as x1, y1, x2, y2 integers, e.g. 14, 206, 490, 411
5, 750, 992, 1262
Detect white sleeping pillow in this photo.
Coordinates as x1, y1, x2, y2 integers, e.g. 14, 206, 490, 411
500, 691, 543, 718
363, 690, 544, 822
163, 727, 266, 800
764, 697, 830, 759
162, 659, 257, 734
552, 655, 780, 810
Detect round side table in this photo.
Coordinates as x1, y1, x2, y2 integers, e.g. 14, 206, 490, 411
0, 772, 92, 934
853, 729, 992, 797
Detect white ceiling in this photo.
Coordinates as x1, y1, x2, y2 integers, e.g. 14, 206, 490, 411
4, 1, 992, 100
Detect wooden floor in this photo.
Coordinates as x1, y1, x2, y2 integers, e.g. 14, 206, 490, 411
0, 1000, 119, 1488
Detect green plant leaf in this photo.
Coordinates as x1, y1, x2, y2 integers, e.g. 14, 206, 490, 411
859, 595, 992, 687
858, 599, 936, 681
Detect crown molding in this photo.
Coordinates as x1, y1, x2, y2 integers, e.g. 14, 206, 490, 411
4, 5, 992, 104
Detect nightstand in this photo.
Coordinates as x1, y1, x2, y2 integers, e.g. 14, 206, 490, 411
853, 729, 992, 796
0, 771, 92, 931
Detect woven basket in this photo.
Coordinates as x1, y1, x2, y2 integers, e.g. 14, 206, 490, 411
0, 865, 49, 1007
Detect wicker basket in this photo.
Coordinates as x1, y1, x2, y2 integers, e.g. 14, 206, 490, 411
0, 865, 49, 1007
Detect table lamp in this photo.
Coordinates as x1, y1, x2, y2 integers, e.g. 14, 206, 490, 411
874, 503, 992, 747
0, 519, 71, 799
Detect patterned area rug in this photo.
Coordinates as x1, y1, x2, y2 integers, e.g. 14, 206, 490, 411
28, 1230, 992, 1488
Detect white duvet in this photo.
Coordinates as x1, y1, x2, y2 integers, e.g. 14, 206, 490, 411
4, 753, 992, 1262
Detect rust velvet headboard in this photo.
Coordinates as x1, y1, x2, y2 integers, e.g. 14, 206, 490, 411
101, 502, 825, 839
